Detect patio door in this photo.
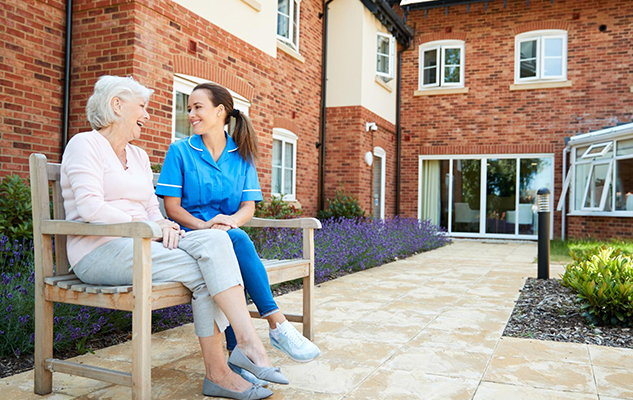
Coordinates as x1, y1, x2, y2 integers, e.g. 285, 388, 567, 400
419, 154, 554, 239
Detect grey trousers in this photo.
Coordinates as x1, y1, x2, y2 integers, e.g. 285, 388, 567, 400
72, 229, 244, 337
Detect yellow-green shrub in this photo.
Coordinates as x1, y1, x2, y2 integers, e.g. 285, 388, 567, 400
562, 246, 633, 326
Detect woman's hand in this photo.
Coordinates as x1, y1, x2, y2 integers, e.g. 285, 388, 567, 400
155, 219, 186, 249
208, 214, 238, 231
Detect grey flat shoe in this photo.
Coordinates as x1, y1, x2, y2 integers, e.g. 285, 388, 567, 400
228, 362, 269, 387
202, 377, 273, 400
228, 346, 290, 385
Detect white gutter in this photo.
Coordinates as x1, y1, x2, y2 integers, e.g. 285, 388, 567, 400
561, 146, 569, 240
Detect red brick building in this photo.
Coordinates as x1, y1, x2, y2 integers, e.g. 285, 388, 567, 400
398, 0, 633, 239
1, 0, 632, 239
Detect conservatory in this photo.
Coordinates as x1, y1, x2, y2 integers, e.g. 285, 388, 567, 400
557, 122, 633, 226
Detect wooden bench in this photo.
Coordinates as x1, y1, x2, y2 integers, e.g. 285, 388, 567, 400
30, 153, 321, 399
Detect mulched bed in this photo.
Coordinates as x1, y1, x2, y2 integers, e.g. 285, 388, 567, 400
503, 277, 633, 349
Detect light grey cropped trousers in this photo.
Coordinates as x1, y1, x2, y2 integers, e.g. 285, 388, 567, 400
72, 229, 244, 337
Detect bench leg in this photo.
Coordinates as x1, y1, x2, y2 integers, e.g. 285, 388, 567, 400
302, 275, 314, 340
34, 295, 53, 395
132, 238, 152, 400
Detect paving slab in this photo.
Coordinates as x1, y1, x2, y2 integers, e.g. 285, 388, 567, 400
3, 240, 633, 399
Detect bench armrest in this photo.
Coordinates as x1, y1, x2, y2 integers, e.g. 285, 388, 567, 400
40, 220, 162, 239
242, 217, 322, 229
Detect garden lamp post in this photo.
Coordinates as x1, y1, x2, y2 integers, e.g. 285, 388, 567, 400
537, 187, 550, 279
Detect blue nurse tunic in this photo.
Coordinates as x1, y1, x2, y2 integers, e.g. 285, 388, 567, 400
156, 133, 263, 231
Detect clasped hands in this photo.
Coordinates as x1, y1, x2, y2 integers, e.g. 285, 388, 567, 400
206, 214, 238, 232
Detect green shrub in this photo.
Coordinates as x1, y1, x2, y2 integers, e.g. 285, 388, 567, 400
151, 164, 162, 173
255, 196, 302, 219
0, 175, 33, 242
561, 246, 633, 327
317, 190, 366, 220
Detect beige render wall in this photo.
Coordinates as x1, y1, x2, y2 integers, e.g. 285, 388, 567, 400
326, 0, 396, 125
172, 0, 277, 58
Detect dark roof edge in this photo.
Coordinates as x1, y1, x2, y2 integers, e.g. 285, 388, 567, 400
401, 0, 496, 11
360, 0, 414, 47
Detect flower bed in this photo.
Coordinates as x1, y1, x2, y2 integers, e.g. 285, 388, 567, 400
1, 217, 449, 363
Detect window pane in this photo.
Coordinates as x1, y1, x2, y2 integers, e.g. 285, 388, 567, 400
272, 166, 282, 194
452, 159, 481, 233
520, 40, 537, 60
284, 142, 293, 168
377, 36, 390, 55
617, 138, 633, 156
424, 67, 437, 85
543, 57, 562, 77
420, 160, 449, 227
277, 0, 290, 38
175, 92, 193, 139
615, 158, 633, 210
575, 146, 589, 159
377, 55, 389, 74
584, 164, 609, 208
444, 48, 461, 65
518, 158, 552, 235
574, 163, 591, 210
520, 60, 537, 78
486, 159, 516, 234
544, 37, 562, 57
272, 139, 282, 167
444, 66, 460, 83
423, 49, 437, 67
283, 167, 293, 194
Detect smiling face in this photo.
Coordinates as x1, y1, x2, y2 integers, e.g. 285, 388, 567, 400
114, 96, 150, 142
187, 89, 225, 136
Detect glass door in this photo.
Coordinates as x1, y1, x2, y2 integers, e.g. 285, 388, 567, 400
485, 158, 516, 234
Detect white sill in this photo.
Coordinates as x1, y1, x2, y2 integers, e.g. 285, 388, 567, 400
240, 0, 261, 11
509, 80, 572, 91
414, 87, 468, 96
567, 211, 633, 217
630, 86, 633, 93
277, 41, 305, 63
375, 76, 393, 92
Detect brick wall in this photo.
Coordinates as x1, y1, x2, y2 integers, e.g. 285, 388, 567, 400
324, 105, 396, 217
400, 0, 633, 238
0, 0, 67, 177
567, 216, 633, 240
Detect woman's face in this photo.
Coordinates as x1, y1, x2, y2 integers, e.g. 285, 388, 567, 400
117, 96, 150, 141
188, 90, 224, 135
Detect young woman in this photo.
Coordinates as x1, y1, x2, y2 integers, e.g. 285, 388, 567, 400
156, 83, 320, 379
62, 76, 285, 400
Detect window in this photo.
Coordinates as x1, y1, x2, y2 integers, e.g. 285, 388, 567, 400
515, 30, 567, 83
271, 128, 297, 200
172, 75, 250, 142
563, 134, 633, 215
277, 0, 300, 52
419, 40, 465, 89
376, 33, 395, 80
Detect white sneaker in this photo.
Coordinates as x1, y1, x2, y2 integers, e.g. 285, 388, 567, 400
269, 321, 321, 363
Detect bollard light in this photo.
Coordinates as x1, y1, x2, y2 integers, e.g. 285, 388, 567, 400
536, 188, 550, 279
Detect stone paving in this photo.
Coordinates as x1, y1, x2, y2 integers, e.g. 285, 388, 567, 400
2, 240, 632, 399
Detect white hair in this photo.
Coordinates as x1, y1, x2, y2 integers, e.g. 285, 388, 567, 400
85, 75, 154, 130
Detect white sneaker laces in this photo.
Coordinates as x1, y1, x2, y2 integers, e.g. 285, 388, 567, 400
281, 324, 304, 349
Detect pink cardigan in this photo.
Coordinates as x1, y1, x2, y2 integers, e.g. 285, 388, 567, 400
61, 130, 164, 267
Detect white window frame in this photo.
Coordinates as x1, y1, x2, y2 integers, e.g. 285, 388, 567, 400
271, 128, 298, 201
418, 40, 465, 90
172, 74, 250, 142
568, 136, 633, 216
373, 146, 386, 220
277, 0, 301, 52
376, 32, 395, 80
514, 30, 567, 84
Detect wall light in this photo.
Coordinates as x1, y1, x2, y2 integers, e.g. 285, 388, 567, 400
364, 151, 374, 166
366, 122, 377, 131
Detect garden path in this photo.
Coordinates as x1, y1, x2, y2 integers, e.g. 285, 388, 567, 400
2, 240, 632, 399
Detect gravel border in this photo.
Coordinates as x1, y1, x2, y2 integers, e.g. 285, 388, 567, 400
503, 277, 633, 348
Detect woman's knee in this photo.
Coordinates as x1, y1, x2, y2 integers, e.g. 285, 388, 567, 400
227, 228, 253, 248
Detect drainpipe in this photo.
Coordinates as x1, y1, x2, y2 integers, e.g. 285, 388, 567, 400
395, 7, 410, 216
61, 0, 73, 154
318, 0, 335, 212
561, 146, 569, 240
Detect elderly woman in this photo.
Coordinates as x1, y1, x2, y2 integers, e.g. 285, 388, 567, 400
61, 75, 284, 400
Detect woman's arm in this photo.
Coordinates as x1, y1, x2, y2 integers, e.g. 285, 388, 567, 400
231, 201, 255, 226
163, 196, 217, 230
